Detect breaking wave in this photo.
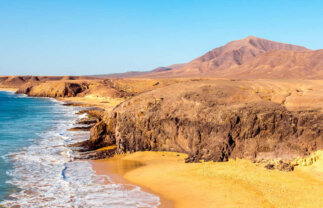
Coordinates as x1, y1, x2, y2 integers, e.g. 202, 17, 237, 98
0, 99, 159, 208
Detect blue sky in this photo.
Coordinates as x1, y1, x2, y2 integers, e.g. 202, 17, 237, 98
0, 0, 322, 75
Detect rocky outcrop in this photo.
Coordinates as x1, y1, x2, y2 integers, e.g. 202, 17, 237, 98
0, 75, 98, 88
14, 78, 135, 99
88, 81, 323, 164
2, 75, 322, 169
16, 82, 89, 97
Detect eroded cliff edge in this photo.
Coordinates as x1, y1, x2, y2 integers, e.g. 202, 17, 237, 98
1, 77, 322, 171
87, 80, 323, 170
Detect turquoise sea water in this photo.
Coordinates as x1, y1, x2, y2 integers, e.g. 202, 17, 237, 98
0, 91, 60, 201
0, 91, 159, 208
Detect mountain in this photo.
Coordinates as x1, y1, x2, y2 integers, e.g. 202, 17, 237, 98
146, 36, 315, 78
95, 71, 149, 78
221, 49, 323, 79
95, 63, 186, 78
151, 64, 186, 73
97, 36, 322, 79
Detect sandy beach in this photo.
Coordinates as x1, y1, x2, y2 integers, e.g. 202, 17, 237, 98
92, 155, 174, 208
92, 151, 323, 208
0, 88, 18, 92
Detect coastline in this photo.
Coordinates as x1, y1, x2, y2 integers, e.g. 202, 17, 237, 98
91, 156, 173, 208
3, 89, 162, 206
0, 88, 18, 92
2, 83, 323, 207
0, 92, 88, 206
0, 91, 162, 207
55, 96, 166, 207
92, 151, 323, 208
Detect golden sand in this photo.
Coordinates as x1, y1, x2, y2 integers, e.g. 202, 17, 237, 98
92, 155, 174, 208
0, 88, 18, 92
92, 151, 323, 208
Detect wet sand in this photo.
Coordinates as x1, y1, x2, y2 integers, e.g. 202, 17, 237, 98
91, 155, 174, 208
92, 151, 323, 208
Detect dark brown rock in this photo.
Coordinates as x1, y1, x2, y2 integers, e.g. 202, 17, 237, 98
276, 162, 295, 172
74, 148, 116, 160
76, 118, 98, 125
264, 161, 295, 172
68, 126, 93, 131
264, 164, 275, 170
76, 109, 104, 121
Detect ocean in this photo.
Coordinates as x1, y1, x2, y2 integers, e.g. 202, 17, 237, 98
0, 91, 159, 208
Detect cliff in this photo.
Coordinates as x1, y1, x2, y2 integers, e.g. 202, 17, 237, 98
1, 76, 323, 170
88, 80, 323, 168
0, 76, 97, 88
0, 76, 182, 99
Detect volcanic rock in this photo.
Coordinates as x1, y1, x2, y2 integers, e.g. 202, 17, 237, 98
88, 80, 323, 163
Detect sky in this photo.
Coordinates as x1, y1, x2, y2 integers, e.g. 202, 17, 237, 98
0, 0, 322, 76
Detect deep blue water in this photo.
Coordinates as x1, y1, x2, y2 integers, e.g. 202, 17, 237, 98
0, 91, 59, 201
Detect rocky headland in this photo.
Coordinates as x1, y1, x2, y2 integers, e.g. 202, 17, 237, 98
86, 79, 323, 171
1, 75, 323, 172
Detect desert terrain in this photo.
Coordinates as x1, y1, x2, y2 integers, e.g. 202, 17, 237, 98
1, 36, 322, 207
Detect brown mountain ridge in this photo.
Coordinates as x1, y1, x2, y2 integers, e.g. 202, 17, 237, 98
99, 36, 322, 79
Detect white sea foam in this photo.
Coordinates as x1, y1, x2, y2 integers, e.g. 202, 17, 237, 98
1, 104, 160, 208
0, 90, 15, 94
15, 94, 28, 98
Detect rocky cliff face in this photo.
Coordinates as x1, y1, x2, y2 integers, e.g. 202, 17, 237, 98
89, 81, 323, 163
17, 82, 89, 97
15, 79, 132, 98
3, 75, 322, 168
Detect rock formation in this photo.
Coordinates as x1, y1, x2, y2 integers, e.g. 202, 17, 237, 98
88, 80, 323, 165
0, 76, 97, 88
14, 79, 132, 98
16, 82, 90, 97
